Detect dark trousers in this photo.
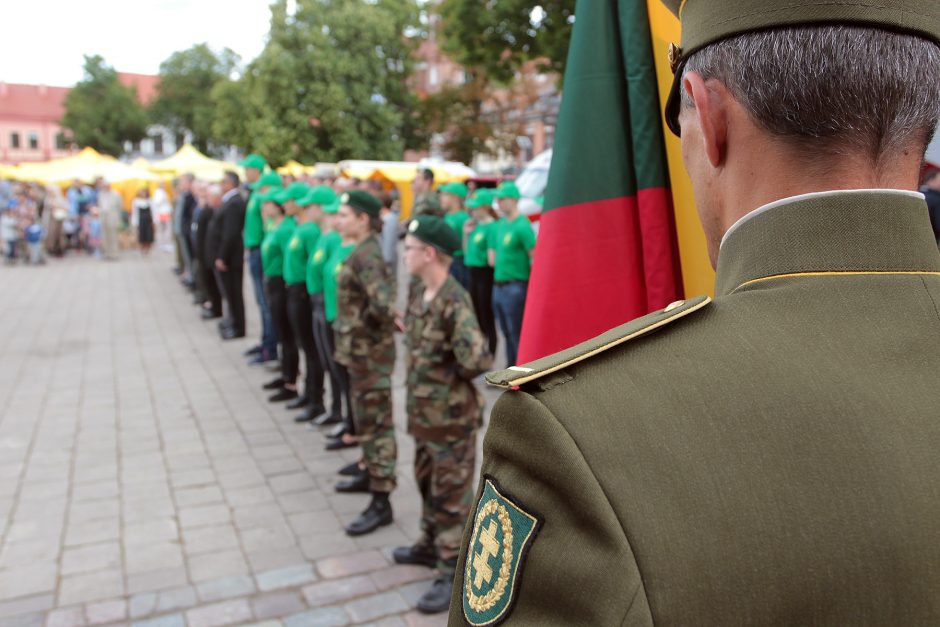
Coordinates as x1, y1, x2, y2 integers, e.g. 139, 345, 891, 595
312, 295, 354, 432
287, 283, 324, 407
492, 280, 527, 367
248, 247, 277, 355
469, 266, 498, 356
218, 263, 245, 334
265, 277, 298, 384
449, 257, 471, 292
201, 256, 222, 315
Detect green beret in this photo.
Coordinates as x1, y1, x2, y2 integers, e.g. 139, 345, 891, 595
439, 182, 469, 199
407, 216, 462, 257
283, 182, 310, 202
494, 181, 521, 200
661, 0, 940, 136
341, 189, 381, 218
239, 153, 267, 171
255, 171, 282, 189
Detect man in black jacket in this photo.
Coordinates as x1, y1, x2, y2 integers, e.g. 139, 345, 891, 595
199, 184, 223, 319
177, 174, 198, 288
215, 171, 247, 339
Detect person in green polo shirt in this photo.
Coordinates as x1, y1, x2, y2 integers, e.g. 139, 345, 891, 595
260, 185, 301, 403
284, 183, 327, 422
321, 226, 357, 452
240, 155, 280, 365
491, 180, 536, 366
439, 181, 471, 291
305, 188, 351, 432
462, 188, 499, 356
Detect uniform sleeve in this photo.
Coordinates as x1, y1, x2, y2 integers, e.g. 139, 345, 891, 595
450, 297, 492, 380
360, 252, 396, 327
448, 391, 652, 627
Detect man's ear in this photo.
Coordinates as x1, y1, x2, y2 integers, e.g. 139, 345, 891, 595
682, 72, 728, 168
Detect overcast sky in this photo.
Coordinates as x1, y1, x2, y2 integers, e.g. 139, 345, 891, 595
0, 0, 272, 86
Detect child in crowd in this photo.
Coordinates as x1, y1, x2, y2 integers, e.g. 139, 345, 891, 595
25, 221, 44, 265
1, 207, 18, 264
86, 207, 102, 257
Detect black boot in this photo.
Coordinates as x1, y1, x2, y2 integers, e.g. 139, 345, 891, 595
334, 470, 369, 493
285, 395, 309, 410
345, 492, 392, 536
337, 461, 362, 476
294, 404, 327, 423
262, 377, 284, 390
268, 388, 298, 403
392, 542, 438, 568
416, 573, 455, 614
313, 412, 343, 427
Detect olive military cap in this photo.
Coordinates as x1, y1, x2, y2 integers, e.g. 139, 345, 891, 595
407, 215, 462, 257
341, 189, 381, 218
661, 0, 940, 136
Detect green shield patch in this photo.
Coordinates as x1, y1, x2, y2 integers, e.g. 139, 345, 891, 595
462, 476, 542, 626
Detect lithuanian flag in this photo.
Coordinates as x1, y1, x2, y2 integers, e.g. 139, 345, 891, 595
517, 0, 685, 363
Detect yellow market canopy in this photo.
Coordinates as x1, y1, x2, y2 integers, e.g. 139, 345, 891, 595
149, 144, 241, 182
7, 147, 160, 185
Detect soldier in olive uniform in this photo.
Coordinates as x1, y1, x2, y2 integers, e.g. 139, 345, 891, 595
394, 216, 492, 614
332, 190, 399, 536
411, 168, 443, 218
451, 0, 940, 625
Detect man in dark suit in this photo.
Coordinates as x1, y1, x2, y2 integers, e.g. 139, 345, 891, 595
215, 171, 247, 339
177, 174, 198, 289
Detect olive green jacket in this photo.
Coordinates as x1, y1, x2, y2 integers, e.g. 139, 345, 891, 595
450, 191, 940, 626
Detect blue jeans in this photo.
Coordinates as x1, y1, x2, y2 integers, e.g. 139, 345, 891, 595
492, 280, 528, 367
248, 247, 277, 354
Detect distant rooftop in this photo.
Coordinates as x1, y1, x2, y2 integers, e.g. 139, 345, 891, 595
0, 72, 159, 123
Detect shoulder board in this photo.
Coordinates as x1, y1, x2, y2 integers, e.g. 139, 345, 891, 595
485, 296, 711, 389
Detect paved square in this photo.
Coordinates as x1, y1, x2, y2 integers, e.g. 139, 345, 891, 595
0, 252, 499, 627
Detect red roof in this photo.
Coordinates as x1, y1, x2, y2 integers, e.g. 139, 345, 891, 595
0, 83, 70, 122
117, 73, 160, 106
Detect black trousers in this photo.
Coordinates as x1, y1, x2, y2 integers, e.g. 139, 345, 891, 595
201, 256, 221, 315
287, 283, 324, 407
468, 265, 498, 356
265, 276, 298, 384
218, 263, 245, 335
311, 294, 354, 433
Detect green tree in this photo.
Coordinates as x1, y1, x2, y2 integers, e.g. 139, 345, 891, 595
151, 44, 240, 155
61, 55, 149, 156
211, 0, 422, 165
439, 0, 575, 83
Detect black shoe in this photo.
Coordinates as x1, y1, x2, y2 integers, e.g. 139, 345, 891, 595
393, 543, 438, 569
285, 396, 310, 410
201, 309, 222, 320
314, 412, 343, 427
262, 378, 284, 391
244, 345, 262, 357
268, 388, 298, 403
338, 461, 362, 476
334, 470, 369, 493
325, 437, 357, 451
217, 320, 230, 331
221, 329, 246, 340
345, 492, 392, 536
416, 575, 454, 614
327, 424, 348, 439
294, 405, 326, 423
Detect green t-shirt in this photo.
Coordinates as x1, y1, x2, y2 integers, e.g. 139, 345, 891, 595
444, 210, 470, 259
324, 241, 356, 322
494, 215, 536, 282
307, 230, 341, 295
243, 192, 264, 248
464, 221, 496, 268
284, 221, 321, 286
260, 216, 296, 278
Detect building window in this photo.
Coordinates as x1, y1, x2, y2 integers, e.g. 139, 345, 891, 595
10, 132, 20, 149
55, 133, 68, 150
152, 134, 164, 155
28, 132, 39, 150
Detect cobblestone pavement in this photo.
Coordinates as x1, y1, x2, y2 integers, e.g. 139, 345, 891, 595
0, 251, 500, 627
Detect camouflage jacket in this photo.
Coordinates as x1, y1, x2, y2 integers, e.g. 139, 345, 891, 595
412, 191, 444, 218
334, 236, 397, 389
406, 274, 492, 440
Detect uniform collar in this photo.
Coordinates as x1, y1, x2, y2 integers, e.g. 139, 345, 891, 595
715, 189, 940, 297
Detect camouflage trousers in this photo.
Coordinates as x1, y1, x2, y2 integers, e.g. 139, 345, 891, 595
352, 385, 397, 493
414, 433, 477, 572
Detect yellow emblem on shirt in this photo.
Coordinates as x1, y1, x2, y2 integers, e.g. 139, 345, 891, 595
314, 250, 325, 263
290, 236, 300, 250
503, 234, 512, 245
474, 233, 484, 244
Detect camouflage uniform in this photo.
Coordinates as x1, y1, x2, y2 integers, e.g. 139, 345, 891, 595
334, 236, 398, 493
412, 191, 444, 218
406, 274, 492, 573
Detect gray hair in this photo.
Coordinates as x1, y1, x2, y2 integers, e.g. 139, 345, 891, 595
681, 26, 940, 165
